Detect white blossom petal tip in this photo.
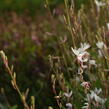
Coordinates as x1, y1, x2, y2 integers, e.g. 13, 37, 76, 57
96, 41, 105, 49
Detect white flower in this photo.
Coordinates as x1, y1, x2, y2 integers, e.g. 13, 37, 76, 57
66, 103, 72, 109
107, 23, 109, 30
77, 51, 90, 69
71, 43, 90, 56
77, 52, 89, 62
71, 43, 90, 69
78, 67, 83, 74
71, 48, 80, 56
96, 41, 105, 49
82, 102, 89, 109
85, 88, 106, 105
81, 82, 90, 89
96, 41, 106, 57
89, 60, 96, 66
80, 43, 90, 52
95, 0, 105, 12
95, 0, 105, 7
64, 91, 72, 98
94, 88, 102, 95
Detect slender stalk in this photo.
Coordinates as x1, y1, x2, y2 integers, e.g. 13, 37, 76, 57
0, 51, 32, 109
64, 0, 75, 48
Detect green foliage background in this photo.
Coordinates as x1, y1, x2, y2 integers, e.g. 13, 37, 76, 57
0, 0, 90, 12
0, 0, 43, 11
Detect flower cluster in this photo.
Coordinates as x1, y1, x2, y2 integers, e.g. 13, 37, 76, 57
71, 43, 96, 70
81, 82, 90, 90
82, 88, 106, 109
96, 41, 106, 57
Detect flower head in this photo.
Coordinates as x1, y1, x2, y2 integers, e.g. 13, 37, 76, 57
85, 88, 106, 105
71, 43, 90, 56
96, 41, 106, 57
95, 0, 105, 12
81, 82, 90, 89
71, 43, 90, 69
89, 60, 96, 66
64, 91, 72, 98
66, 103, 72, 109
107, 23, 109, 30
95, 0, 105, 7
96, 41, 105, 49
